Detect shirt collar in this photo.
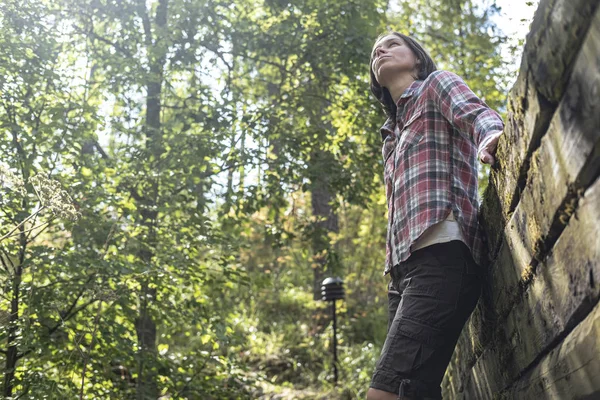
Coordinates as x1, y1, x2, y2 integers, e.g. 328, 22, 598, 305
398, 79, 422, 101
379, 80, 423, 141
380, 117, 395, 141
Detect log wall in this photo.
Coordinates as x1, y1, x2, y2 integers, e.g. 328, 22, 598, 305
442, 0, 600, 398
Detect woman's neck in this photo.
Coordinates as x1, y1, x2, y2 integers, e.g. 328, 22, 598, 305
387, 75, 417, 103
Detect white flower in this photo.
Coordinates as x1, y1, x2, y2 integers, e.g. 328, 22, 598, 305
30, 175, 80, 221
0, 163, 26, 197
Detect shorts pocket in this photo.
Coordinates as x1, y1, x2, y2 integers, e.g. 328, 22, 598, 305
377, 316, 426, 375
386, 316, 445, 376
397, 315, 444, 349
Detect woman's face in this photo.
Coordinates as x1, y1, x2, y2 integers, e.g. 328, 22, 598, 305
371, 34, 420, 88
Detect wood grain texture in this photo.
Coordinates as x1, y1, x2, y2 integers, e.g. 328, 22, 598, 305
460, 175, 600, 398
503, 300, 600, 399
443, 5, 600, 398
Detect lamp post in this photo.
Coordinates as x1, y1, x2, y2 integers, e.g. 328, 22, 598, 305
321, 277, 344, 385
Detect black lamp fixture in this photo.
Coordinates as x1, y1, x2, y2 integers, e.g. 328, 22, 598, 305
321, 277, 345, 385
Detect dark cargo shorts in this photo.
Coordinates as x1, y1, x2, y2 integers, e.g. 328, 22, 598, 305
370, 240, 481, 399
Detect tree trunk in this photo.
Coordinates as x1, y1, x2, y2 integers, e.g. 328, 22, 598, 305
3, 124, 31, 397
135, 280, 158, 400
135, 0, 168, 398
3, 205, 28, 397
3, 257, 22, 398
225, 131, 237, 209
310, 150, 339, 300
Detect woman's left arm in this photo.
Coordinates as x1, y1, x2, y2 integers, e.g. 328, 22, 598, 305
428, 70, 504, 165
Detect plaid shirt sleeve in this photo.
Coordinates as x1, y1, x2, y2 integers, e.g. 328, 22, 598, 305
428, 70, 504, 155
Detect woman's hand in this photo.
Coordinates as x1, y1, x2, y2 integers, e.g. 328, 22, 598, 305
479, 131, 503, 165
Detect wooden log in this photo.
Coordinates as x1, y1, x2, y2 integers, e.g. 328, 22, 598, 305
461, 174, 600, 398
442, 301, 488, 397
505, 1, 599, 279
482, 68, 553, 256
480, 178, 506, 258
487, 238, 521, 315
555, 3, 600, 192
482, 0, 600, 249
503, 300, 600, 399
525, 0, 599, 105
487, 4, 600, 319
445, 6, 600, 397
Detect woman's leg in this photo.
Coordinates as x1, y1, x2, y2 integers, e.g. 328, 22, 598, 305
368, 273, 409, 400
367, 241, 481, 400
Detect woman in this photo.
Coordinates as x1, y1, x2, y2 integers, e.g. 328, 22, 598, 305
366, 32, 503, 400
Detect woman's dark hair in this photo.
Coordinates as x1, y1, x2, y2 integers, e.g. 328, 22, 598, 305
369, 32, 437, 118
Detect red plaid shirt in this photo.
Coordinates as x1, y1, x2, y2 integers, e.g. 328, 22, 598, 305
381, 70, 504, 275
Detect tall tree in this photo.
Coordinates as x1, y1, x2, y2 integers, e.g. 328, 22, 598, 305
53, 0, 248, 397
217, 0, 388, 299
0, 0, 96, 395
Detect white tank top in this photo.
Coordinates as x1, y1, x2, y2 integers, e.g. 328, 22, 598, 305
411, 211, 466, 252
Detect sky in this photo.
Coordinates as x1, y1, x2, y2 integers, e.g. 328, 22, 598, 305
390, 0, 539, 82
490, 0, 539, 80
492, 0, 539, 39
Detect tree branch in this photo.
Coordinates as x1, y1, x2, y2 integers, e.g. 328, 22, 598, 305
26, 221, 51, 244
136, 0, 154, 47
35, 277, 90, 291
0, 246, 15, 273
93, 140, 109, 159
79, 301, 103, 400
0, 252, 11, 275
74, 25, 134, 59
4, 221, 50, 242
173, 351, 212, 398
46, 275, 95, 337
0, 206, 46, 243
18, 293, 99, 361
